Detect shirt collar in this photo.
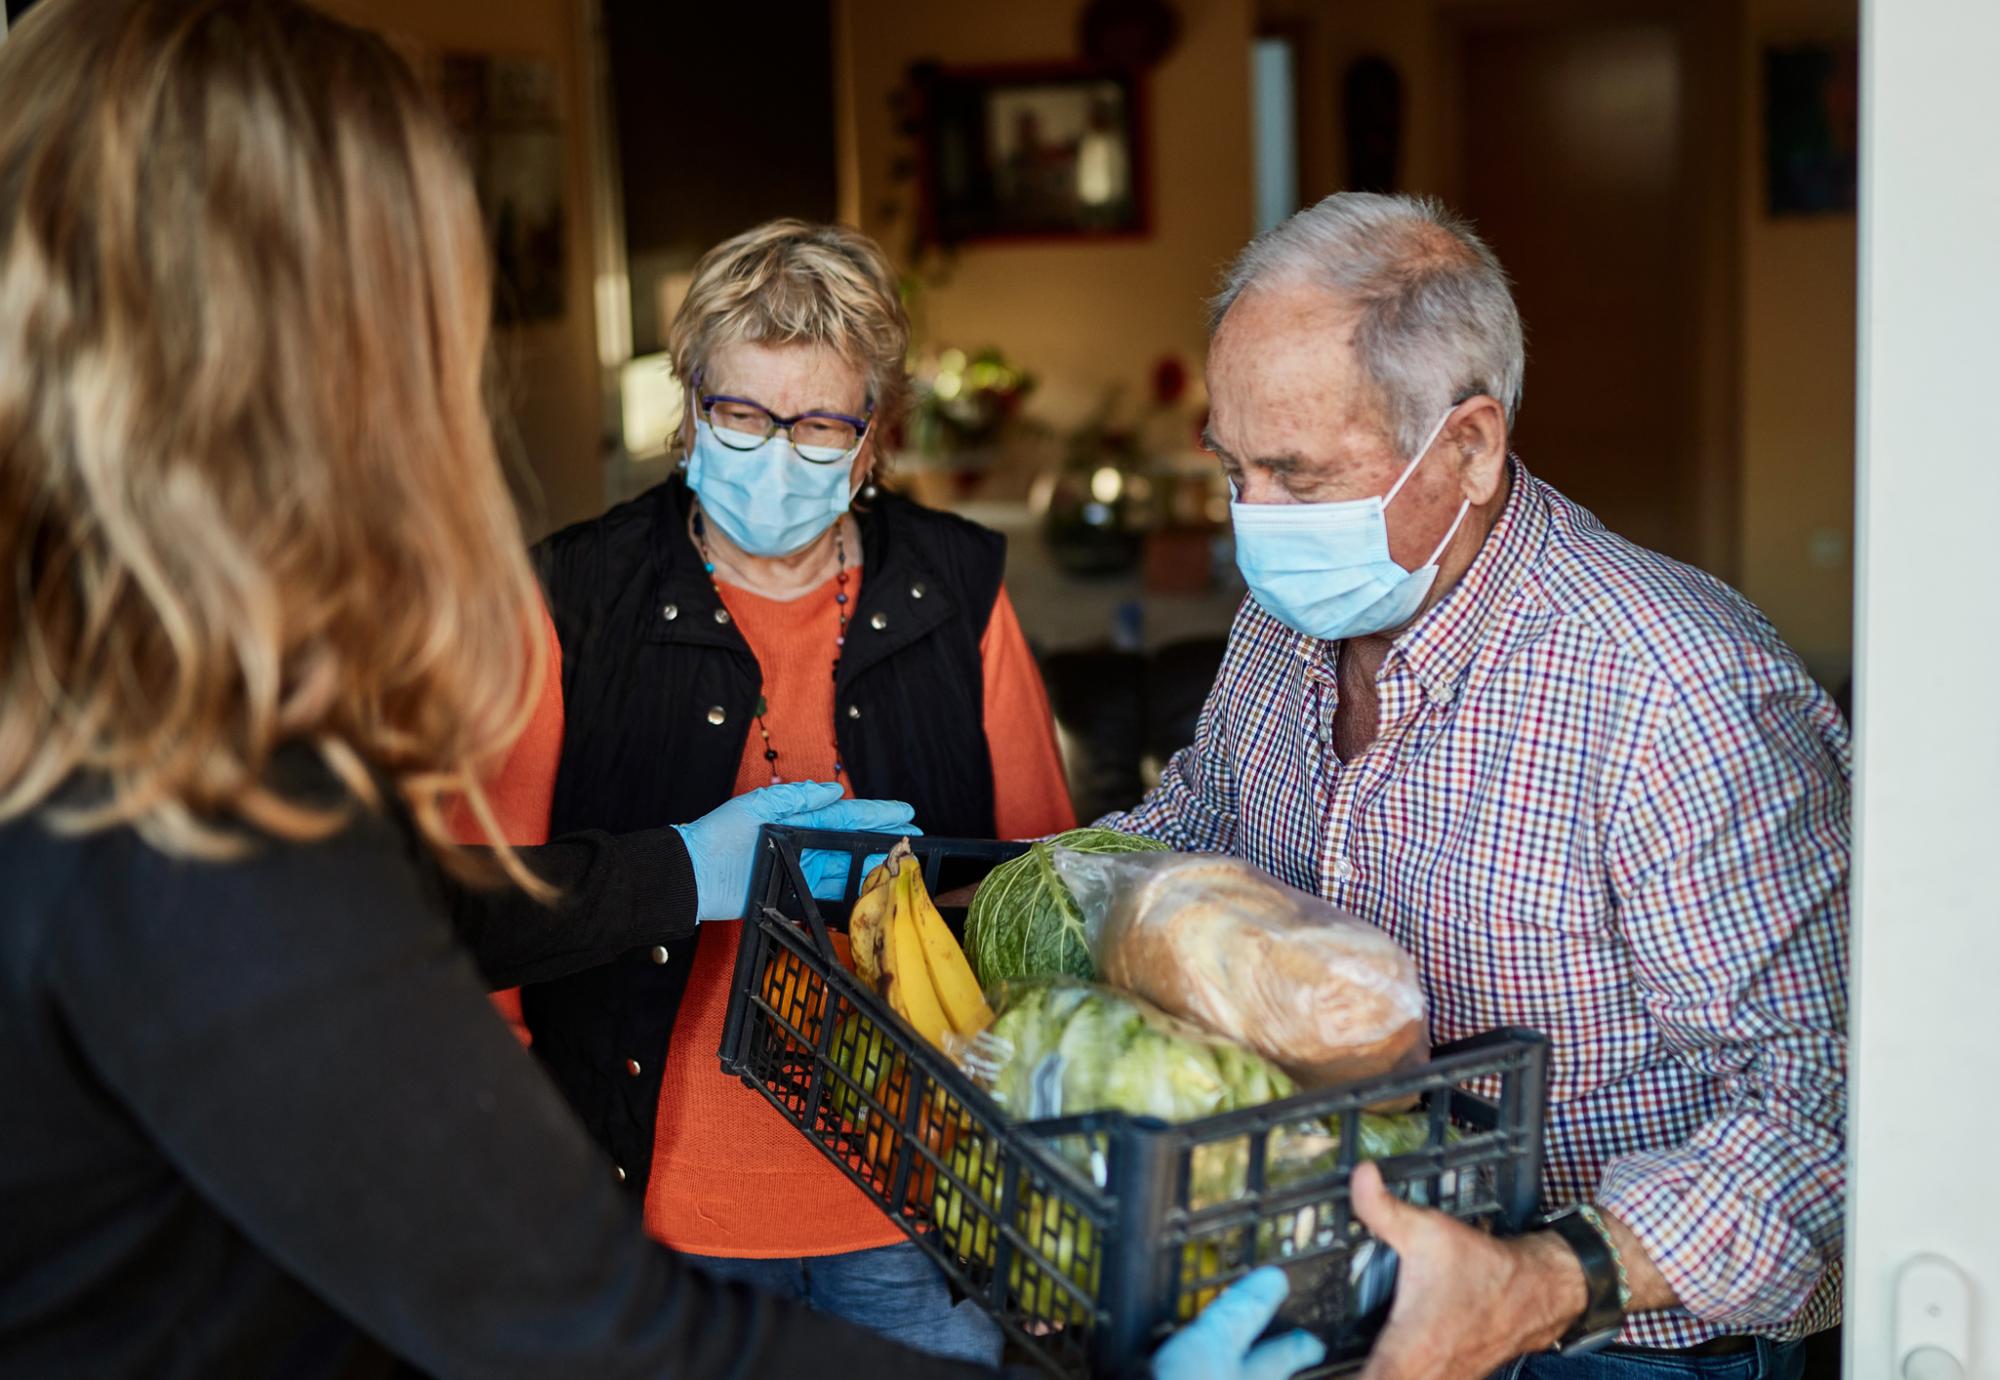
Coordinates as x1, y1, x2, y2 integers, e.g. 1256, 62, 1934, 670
1388, 456, 1551, 704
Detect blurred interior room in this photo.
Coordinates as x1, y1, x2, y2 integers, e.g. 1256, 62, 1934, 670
73, 0, 1856, 819
12, 4, 1990, 1378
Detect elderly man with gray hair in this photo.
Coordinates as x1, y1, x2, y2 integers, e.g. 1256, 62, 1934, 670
1101, 193, 1847, 1379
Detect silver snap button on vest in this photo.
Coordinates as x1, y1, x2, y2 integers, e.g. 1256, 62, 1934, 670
910, 583, 926, 600
713, 608, 731, 625
848, 704, 862, 720
650, 945, 670, 964
706, 706, 726, 725
625, 1058, 642, 1077
869, 611, 889, 631
662, 603, 679, 621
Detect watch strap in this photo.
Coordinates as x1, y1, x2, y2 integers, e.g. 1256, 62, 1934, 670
1538, 1205, 1626, 1354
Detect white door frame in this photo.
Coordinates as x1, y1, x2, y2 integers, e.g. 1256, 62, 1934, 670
1847, 0, 2000, 1376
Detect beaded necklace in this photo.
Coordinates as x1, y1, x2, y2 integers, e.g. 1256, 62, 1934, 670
692, 504, 850, 785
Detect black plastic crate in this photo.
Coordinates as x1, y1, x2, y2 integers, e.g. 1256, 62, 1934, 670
719, 826, 1549, 1378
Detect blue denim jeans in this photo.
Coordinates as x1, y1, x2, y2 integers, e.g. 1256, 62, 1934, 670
683, 1241, 1003, 1366
1493, 1338, 1806, 1380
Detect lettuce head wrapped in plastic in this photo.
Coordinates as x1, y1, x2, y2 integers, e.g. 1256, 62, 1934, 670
975, 980, 1281, 1123
960, 979, 1429, 1206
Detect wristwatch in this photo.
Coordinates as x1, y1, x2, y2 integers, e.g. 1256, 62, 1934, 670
1536, 1205, 1627, 1354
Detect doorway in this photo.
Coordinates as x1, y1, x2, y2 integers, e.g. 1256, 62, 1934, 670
1449, 8, 1738, 573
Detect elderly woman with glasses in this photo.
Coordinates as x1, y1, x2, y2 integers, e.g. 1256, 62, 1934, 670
481, 219, 1075, 1362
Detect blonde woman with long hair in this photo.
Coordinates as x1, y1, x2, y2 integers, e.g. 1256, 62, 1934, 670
0, 2, 964, 1375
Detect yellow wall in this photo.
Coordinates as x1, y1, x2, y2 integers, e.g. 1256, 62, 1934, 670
839, 0, 1256, 432
1738, 0, 1858, 684
320, 0, 605, 539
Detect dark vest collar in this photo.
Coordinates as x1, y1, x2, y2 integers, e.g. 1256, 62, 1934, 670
644, 474, 960, 683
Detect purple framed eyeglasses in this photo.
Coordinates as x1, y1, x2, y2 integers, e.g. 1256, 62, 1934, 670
694, 372, 872, 464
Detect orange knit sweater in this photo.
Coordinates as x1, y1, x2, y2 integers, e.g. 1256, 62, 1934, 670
483, 571, 1074, 1257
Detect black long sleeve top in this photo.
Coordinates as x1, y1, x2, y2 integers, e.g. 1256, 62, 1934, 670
0, 782, 991, 1380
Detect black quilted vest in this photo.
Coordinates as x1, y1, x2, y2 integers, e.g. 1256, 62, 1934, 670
521, 476, 1002, 1190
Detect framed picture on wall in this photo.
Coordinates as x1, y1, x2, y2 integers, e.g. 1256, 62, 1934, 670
916, 63, 1151, 245
1763, 42, 1858, 216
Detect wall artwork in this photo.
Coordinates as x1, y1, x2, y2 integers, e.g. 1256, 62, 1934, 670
917, 64, 1150, 245
1763, 43, 1859, 217
431, 54, 568, 324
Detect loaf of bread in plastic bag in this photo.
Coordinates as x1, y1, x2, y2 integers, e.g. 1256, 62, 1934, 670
1051, 848, 1427, 1088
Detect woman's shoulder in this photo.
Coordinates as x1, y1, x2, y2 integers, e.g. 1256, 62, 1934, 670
532, 480, 685, 601
3, 758, 432, 967
2, 806, 445, 1075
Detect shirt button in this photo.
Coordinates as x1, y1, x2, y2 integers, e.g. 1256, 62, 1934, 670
847, 704, 862, 720
1333, 857, 1356, 882
706, 705, 726, 725
625, 1058, 642, 1077
613, 1164, 627, 1184
910, 583, 926, 600
661, 602, 679, 622
650, 945, 670, 964
713, 607, 731, 625
869, 611, 889, 631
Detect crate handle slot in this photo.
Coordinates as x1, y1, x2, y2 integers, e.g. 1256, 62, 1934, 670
761, 826, 842, 967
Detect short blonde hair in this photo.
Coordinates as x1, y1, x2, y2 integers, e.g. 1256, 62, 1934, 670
0, 0, 544, 889
668, 219, 910, 462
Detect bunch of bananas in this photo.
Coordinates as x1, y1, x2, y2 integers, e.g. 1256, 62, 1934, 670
818, 841, 991, 1194
849, 839, 993, 1048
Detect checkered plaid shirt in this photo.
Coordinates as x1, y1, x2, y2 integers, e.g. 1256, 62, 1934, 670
1099, 464, 1848, 1349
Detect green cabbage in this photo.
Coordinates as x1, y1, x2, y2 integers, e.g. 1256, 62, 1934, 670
964, 828, 1169, 986
983, 980, 1294, 1124
976, 980, 1436, 1207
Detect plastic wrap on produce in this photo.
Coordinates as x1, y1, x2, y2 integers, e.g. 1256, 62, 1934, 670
962, 979, 1296, 1124
1050, 848, 1429, 1088
952, 979, 1437, 1208
954, 979, 1321, 1204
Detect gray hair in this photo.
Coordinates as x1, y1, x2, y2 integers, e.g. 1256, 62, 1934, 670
1211, 193, 1525, 456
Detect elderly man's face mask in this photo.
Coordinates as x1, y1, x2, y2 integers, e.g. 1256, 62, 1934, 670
1230, 409, 1469, 640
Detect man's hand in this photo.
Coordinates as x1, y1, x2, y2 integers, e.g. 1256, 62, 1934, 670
1351, 1161, 1587, 1380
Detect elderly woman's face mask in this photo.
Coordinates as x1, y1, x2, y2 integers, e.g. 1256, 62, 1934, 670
684, 378, 870, 557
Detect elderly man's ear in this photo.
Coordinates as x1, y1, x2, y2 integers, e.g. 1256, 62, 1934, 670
1448, 395, 1511, 505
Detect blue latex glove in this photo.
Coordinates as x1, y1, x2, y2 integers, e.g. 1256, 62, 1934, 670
801, 846, 908, 903
1152, 1267, 1327, 1380
673, 781, 917, 921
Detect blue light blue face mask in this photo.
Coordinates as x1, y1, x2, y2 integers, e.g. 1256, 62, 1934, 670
684, 420, 858, 558
1230, 410, 1470, 641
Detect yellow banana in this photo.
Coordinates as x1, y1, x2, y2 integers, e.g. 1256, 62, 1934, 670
848, 861, 893, 989
903, 857, 994, 1037
883, 865, 953, 1048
